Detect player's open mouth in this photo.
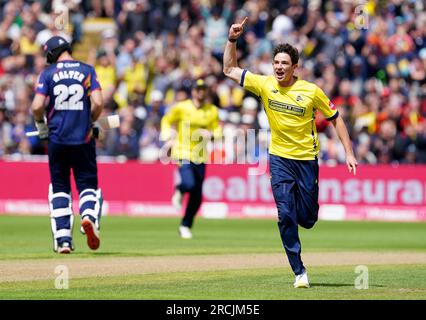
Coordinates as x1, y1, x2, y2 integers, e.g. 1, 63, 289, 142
276, 71, 285, 78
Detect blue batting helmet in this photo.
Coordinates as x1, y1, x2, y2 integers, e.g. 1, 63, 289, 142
43, 36, 71, 64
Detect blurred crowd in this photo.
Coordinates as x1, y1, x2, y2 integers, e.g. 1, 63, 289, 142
0, 0, 425, 165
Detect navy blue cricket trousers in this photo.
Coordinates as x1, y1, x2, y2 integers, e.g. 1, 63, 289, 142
48, 139, 98, 195
177, 162, 206, 228
269, 154, 319, 276
48, 139, 98, 244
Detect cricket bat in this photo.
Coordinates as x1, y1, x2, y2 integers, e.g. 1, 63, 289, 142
26, 115, 120, 137
96, 114, 120, 130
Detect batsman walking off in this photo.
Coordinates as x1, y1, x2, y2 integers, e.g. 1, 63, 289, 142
161, 79, 221, 239
31, 36, 104, 253
223, 18, 358, 288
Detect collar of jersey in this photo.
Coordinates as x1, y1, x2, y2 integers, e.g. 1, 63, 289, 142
276, 76, 299, 92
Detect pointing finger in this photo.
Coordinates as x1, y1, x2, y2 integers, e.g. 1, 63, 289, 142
240, 17, 248, 27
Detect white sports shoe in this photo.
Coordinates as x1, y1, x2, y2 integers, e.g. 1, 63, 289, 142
172, 190, 183, 211
57, 241, 72, 254
294, 271, 310, 288
179, 226, 193, 239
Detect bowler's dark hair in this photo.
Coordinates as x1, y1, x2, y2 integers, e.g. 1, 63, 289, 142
273, 43, 299, 65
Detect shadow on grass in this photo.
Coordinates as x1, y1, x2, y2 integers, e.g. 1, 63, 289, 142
311, 283, 385, 288
73, 252, 151, 257
310, 283, 353, 288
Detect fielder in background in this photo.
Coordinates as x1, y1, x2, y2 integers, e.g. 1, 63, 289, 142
223, 18, 358, 288
31, 36, 104, 253
161, 79, 222, 239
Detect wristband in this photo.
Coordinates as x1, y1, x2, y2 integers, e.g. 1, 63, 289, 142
228, 38, 237, 43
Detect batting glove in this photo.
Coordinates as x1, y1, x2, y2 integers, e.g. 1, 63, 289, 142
35, 119, 49, 139
92, 124, 105, 140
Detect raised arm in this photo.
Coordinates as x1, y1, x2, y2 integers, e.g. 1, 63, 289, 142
223, 17, 248, 84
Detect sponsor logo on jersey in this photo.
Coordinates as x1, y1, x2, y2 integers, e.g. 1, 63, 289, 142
56, 62, 80, 69
64, 62, 80, 68
267, 99, 305, 116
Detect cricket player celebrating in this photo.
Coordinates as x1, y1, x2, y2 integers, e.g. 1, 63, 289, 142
31, 36, 104, 253
223, 18, 358, 287
161, 79, 221, 239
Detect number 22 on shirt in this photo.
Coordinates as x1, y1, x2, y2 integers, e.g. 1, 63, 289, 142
53, 84, 84, 110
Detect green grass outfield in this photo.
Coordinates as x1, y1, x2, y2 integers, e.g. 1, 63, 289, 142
0, 215, 425, 299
